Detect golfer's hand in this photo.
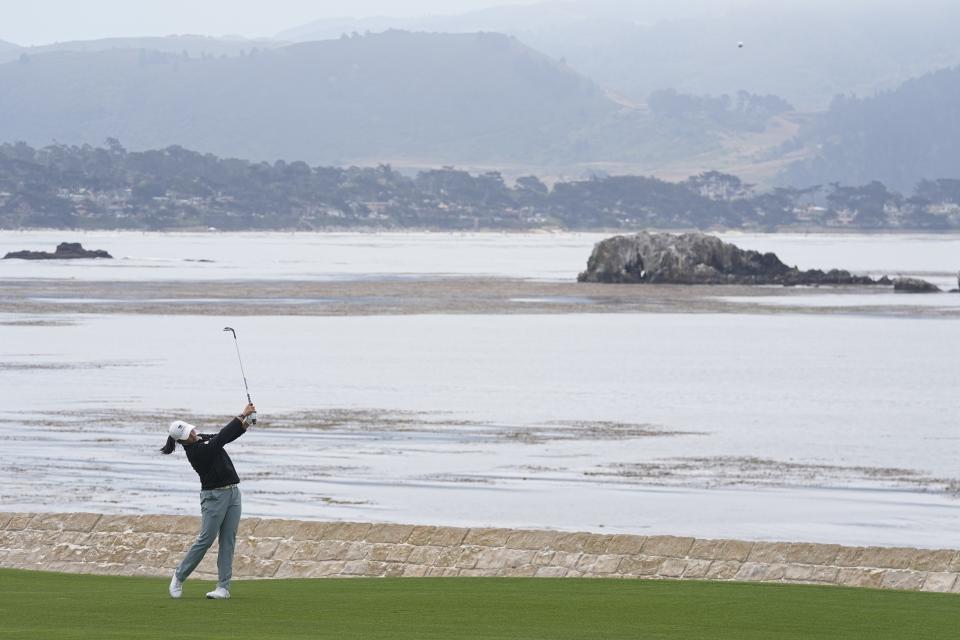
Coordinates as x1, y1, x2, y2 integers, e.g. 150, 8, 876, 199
241, 403, 256, 417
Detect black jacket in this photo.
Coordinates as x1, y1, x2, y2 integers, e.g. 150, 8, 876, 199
183, 417, 247, 490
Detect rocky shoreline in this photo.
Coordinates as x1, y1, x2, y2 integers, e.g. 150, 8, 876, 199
2, 512, 959, 593
1, 277, 958, 319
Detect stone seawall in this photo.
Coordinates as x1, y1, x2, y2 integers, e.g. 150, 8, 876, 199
1, 513, 958, 593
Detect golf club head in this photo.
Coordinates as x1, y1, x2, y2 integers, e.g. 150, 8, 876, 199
223, 326, 236, 338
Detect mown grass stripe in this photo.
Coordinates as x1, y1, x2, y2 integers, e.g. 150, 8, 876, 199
0, 569, 957, 639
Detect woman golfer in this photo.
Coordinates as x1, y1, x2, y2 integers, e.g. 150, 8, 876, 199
160, 402, 255, 599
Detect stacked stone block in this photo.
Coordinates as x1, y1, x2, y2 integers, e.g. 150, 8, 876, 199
0, 513, 957, 593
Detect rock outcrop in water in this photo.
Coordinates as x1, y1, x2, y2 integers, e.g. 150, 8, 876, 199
3, 242, 112, 260
577, 231, 898, 286
893, 277, 941, 293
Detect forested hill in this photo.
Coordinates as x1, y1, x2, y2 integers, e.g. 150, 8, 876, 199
0, 30, 613, 167
280, 1, 960, 112
3, 141, 959, 231
782, 65, 960, 191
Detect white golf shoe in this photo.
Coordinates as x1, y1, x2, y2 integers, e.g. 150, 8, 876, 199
168, 573, 183, 599
206, 587, 231, 599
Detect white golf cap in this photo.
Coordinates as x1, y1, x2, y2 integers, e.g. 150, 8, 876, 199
168, 421, 197, 442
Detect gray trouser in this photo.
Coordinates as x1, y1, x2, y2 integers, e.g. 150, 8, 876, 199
175, 484, 241, 590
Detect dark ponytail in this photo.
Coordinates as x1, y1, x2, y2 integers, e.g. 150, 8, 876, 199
160, 436, 177, 455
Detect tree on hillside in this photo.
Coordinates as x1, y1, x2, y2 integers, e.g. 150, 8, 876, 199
915, 178, 960, 204
826, 181, 901, 227
686, 171, 753, 201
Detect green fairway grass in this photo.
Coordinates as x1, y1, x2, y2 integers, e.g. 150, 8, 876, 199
0, 568, 957, 639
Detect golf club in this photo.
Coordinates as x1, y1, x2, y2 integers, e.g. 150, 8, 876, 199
223, 326, 256, 425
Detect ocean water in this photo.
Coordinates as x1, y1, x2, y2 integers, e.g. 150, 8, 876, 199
2, 231, 959, 547
0, 230, 607, 281
2, 229, 959, 287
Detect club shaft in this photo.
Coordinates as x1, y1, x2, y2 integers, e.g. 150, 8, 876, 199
231, 336, 252, 401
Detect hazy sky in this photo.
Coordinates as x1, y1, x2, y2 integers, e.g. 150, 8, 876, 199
0, 0, 548, 46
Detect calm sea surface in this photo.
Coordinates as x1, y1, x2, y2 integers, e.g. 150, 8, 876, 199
1, 229, 958, 286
